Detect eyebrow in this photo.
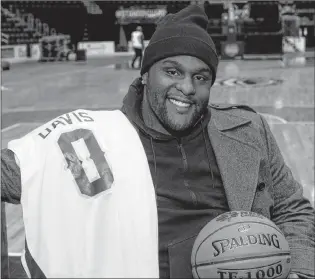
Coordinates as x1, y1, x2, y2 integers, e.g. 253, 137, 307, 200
162, 59, 211, 74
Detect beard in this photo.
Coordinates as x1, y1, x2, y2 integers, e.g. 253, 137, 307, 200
145, 85, 209, 133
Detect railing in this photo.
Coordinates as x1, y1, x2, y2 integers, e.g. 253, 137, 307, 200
1, 6, 60, 45
24, 13, 57, 37
81, 0, 102, 15
1, 32, 9, 44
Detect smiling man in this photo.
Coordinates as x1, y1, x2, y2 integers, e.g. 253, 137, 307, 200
121, 5, 314, 279
141, 56, 212, 135
1, 4, 314, 279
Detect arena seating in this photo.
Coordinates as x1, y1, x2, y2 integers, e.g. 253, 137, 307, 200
242, 1, 283, 55
1, 1, 86, 47
1, 0, 314, 57
295, 1, 315, 49
204, 2, 224, 34
245, 1, 281, 33
1, 7, 41, 45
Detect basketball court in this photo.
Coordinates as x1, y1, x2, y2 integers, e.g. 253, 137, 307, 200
1, 54, 314, 277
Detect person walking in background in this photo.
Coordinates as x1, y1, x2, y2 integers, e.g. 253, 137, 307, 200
131, 26, 144, 69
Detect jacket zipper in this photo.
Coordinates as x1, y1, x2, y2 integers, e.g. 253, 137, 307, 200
177, 140, 198, 206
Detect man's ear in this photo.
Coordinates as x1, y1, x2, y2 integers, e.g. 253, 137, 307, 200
142, 73, 148, 85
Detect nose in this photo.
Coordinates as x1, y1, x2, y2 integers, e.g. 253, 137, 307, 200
177, 77, 195, 96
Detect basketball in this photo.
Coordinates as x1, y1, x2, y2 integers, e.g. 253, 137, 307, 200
191, 211, 291, 279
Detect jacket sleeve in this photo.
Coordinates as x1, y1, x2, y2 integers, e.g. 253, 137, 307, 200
260, 115, 315, 279
1, 148, 21, 204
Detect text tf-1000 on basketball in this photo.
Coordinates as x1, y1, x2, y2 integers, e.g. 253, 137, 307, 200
217, 263, 284, 279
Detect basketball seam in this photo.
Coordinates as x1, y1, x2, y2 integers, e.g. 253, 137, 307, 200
213, 260, 282, 271
193, 252, 290, 268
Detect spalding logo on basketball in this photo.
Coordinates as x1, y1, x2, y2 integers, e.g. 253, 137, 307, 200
191, 211, 291, 279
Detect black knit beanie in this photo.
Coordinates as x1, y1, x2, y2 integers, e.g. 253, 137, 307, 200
141, 5, 218, 85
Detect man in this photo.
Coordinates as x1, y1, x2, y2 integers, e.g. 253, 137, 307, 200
131, 25, 144, 69
1, 5, 314, 279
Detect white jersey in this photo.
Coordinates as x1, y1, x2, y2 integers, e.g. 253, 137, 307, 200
8, 109, 159, 278
131, 31, 143, 49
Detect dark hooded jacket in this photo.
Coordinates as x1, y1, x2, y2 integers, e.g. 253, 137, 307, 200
121, 78, 229, 278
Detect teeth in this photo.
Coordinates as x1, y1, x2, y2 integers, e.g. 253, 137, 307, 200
169, 98, 191, 108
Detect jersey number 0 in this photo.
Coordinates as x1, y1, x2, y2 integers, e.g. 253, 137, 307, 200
57, 129, 114, 197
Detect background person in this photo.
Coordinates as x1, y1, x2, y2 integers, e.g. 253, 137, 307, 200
131, 25, 144, 69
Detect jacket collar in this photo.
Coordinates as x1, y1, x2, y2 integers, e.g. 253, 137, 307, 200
208, 107, 260, 211
210, 107, 252, 132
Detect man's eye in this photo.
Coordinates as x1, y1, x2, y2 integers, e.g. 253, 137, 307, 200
194, 75, 206, 81
166, 70, 179, 76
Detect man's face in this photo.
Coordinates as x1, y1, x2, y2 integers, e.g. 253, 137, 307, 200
144, 55, 213, 133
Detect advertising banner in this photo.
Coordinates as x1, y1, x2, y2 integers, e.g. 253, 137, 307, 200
78, 42, 115, 56
115, 6, 167, 24
1, 44, 41, 63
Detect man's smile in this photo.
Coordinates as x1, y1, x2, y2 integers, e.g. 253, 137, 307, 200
167, 97, 194, 110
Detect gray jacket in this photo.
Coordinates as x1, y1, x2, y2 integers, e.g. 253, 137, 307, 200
208, 105, 315, 278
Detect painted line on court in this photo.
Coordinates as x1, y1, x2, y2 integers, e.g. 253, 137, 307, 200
104, 64, 115, 68
269, 104, 315, 108
260, 113, 287, 124
2, 122, 43, 132
267, 121, 314, 125
8, 252, 22, 257
2, 105, 120, 113
1, 85, 11, 91
259, 113, 314, 125
1, 123, 21, 132
285, 121, 314, 125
